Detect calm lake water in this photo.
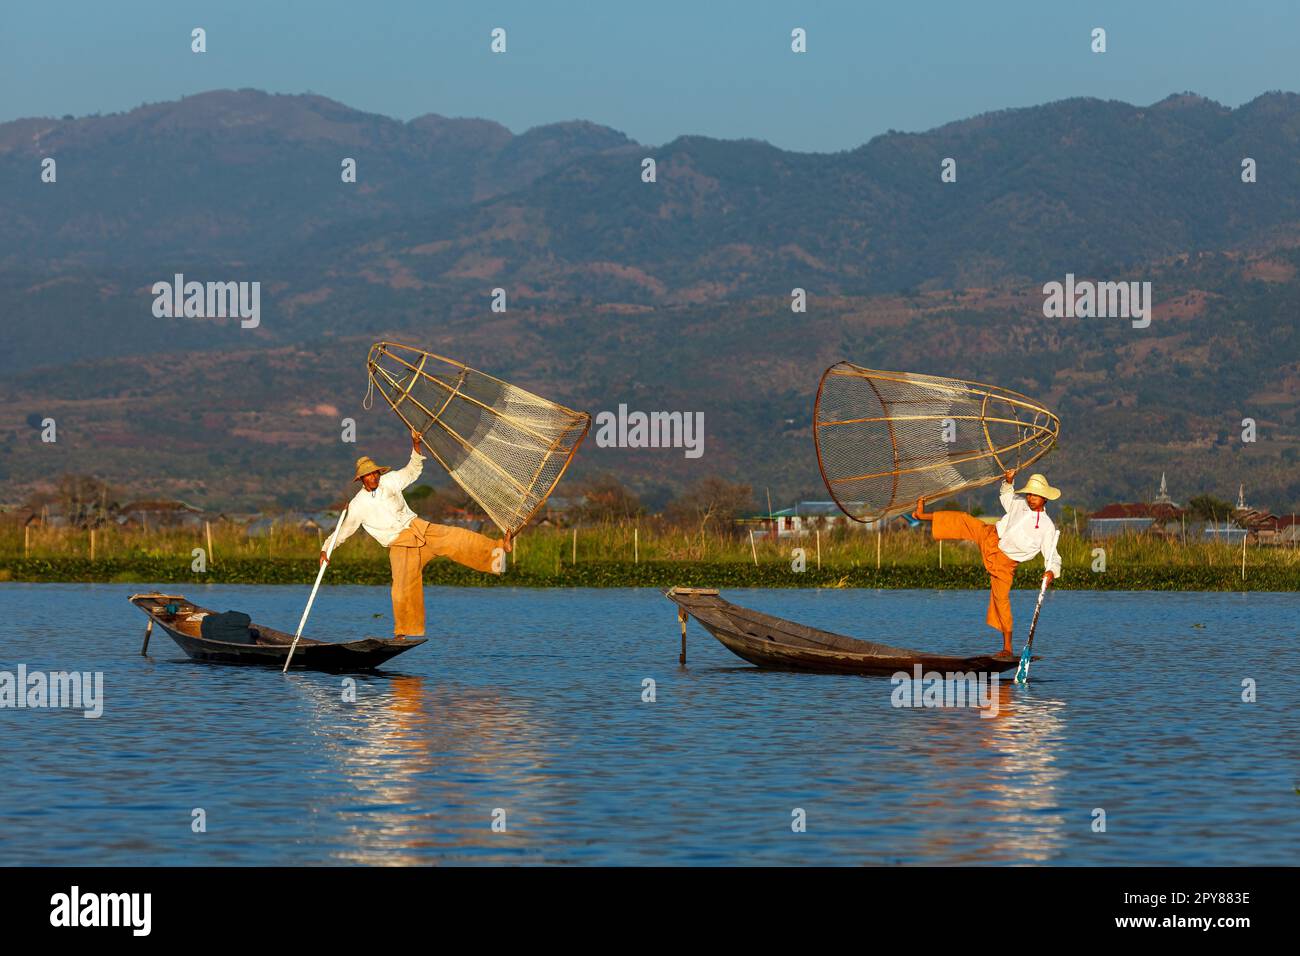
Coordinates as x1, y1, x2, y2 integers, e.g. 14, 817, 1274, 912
1, 583, 1296, 865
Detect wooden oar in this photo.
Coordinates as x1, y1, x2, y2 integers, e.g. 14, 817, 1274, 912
283, 507, 347, 672
1014, 529, 1060, 684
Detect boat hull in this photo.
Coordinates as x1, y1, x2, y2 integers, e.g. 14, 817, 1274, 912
130, 594, 425, 672
667, 587, 1028, 676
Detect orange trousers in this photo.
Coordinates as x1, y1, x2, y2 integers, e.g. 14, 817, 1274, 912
388, 518, 502, 637
931, 511, 1019, 634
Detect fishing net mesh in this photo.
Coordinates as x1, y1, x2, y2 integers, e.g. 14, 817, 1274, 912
814, 362, 1059, 523
367, 343, 590, 536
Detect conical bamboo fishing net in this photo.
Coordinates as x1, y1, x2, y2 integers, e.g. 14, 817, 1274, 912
814, 361, 1059, 523
366, 342, 590, 537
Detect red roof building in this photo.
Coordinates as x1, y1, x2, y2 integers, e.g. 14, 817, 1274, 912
1088, 473, 1186, 538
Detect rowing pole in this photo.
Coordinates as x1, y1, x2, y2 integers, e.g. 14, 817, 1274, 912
283, 507, 348, 672
1014, 528, 1059, 684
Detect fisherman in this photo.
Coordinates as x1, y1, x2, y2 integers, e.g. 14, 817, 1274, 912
320, 428, 509, 639
912, 470, 1062, 657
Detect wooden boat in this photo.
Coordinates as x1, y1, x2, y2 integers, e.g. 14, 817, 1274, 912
129, 593, 426, 671
666, 587, 1034, 676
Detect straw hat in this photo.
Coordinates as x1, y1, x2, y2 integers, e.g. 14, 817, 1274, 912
352, 456, 390, 482
1015, 473, 1061, 500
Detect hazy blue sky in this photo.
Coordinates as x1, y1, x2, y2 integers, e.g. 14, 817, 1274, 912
4, 0, 1298, 151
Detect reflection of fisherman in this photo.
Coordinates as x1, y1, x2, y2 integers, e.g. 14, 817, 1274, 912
913, 471, 1062, 657
320, 429, 508, 638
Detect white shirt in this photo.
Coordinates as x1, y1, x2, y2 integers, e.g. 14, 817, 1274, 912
995, 481, 1062, 578
323, 451, 426, 551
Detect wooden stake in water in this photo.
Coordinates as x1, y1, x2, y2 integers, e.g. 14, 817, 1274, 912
749, 529, 758, 565
1241, 531, 1247, 582
678, 606, 689, 666
205, 520, 214, 568
24, 523, 30, 559
634, 526, 639, 564
284, 507, 348, 672
939, 539, 943, 569
876, 528, 882, 570
572, 526, 577, 564
815, 529, 821, 570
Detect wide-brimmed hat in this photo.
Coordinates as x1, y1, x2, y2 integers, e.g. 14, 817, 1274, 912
352, 456, 390, 482
1015, 473, 1061, 500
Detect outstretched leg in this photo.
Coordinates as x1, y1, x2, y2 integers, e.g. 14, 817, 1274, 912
928, 509, 988, 544
414, 520, 505, 574
927, 509, 1019, 652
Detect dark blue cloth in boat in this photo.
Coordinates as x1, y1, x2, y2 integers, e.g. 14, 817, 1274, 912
201, 611, 255, 644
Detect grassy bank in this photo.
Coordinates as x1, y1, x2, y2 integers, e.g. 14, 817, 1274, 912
1, 521, 1297, 590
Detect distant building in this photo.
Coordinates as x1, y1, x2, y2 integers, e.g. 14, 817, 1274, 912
534, 495, 578, 527
5, 503, 69, 528
1275, 515, 1300, 546
117, 499, 206, 530
1088, 473, 1186, 539
0, 507, 41, 529
215, 512, 261, 527
245, 511, 339, 538
1230, 485, 1284, 543
739, 501, 915, 538
736, 508, 798, 539
794, 501, 905, 531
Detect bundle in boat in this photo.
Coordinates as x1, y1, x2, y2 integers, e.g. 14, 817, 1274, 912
366, 341, 590, 537
814, 361, 1059, 523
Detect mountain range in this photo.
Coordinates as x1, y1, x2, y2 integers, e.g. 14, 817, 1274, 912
1, 88, 1297, 514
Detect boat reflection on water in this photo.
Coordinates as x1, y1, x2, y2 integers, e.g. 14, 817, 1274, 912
285, 673, 556, 865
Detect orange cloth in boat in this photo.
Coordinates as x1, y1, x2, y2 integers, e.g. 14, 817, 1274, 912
388, 518, 501, 637
931, 511, 1019, 634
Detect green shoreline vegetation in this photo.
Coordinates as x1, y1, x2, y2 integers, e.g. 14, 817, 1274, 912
1, 522, 1297, 590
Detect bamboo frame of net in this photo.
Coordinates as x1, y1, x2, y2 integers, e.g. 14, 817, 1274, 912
813, 361, 1060, 523
366, 341, 590, 537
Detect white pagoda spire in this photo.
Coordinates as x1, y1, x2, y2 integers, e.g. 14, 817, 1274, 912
1155, 472, 1170, 504
1153, 471, 1177, 507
